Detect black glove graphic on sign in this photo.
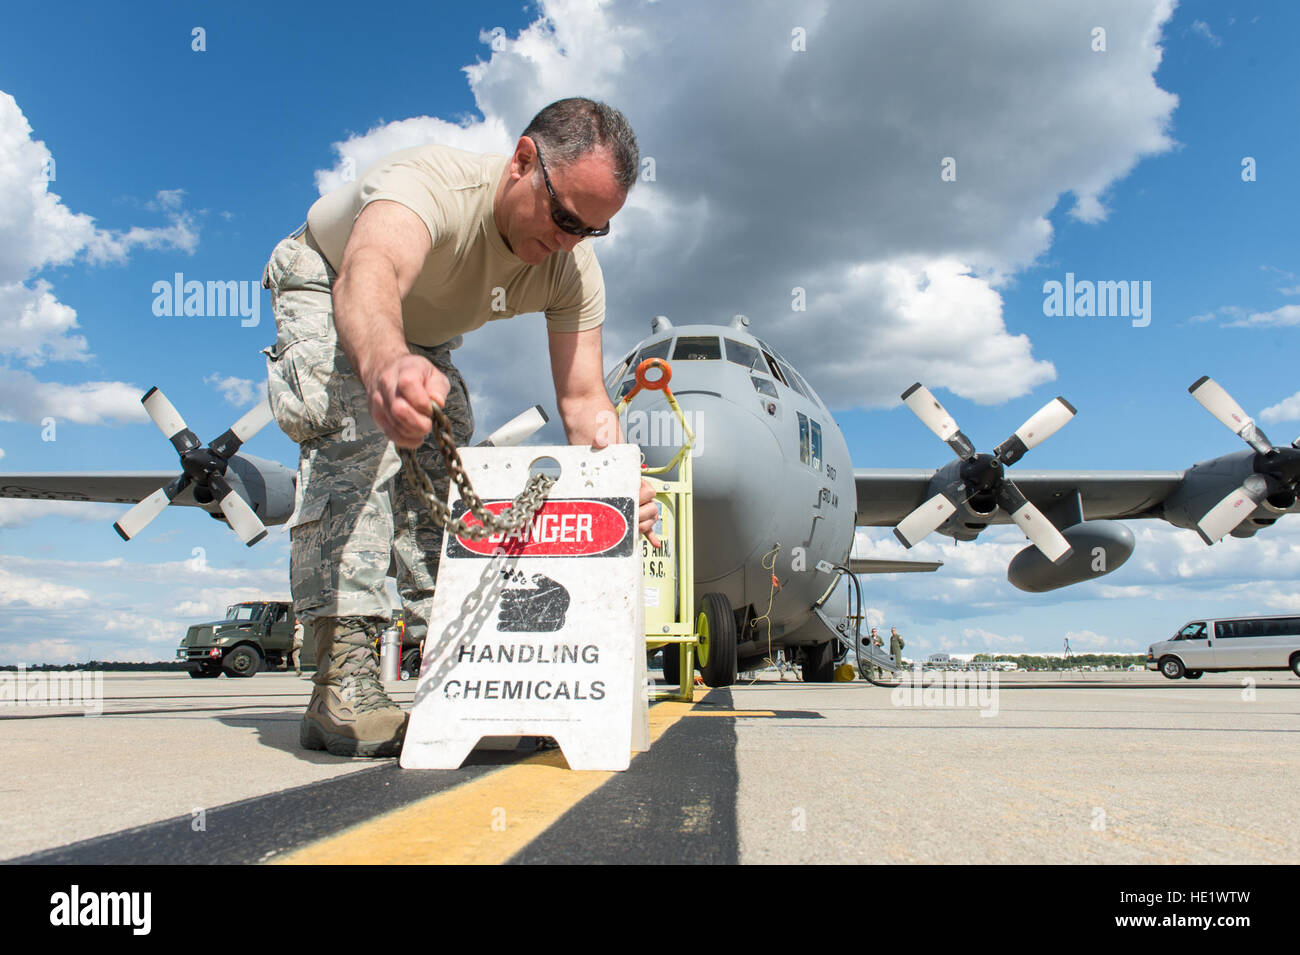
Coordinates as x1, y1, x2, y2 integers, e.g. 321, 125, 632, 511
497, 573, 570, 632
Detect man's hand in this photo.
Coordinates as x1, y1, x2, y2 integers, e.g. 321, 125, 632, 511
365, 354, 450, 449
637, 477, 661, 549
587, 405, 661, 548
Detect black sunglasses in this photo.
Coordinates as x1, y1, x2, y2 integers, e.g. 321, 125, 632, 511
532, 141, 611, 237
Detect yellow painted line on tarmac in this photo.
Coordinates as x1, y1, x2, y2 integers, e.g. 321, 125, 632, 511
274, 701, 696, 866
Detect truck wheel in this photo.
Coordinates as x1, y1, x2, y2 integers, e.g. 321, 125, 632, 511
1291, 654, 1300, 678
1159, 656, 1184, 680
223, 645, 261, 678
696, 593, 737, 688
802, 641, 836, 682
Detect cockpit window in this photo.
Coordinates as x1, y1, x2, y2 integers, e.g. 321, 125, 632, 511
796, 413, 823, 470
724, 339, 762, 371
636, 338, 673, 366
751, 376, 778, 398
604, 351, 635, 392
777, 361, 808, 398
671, 336, 722, 361
762, 351, 787, 385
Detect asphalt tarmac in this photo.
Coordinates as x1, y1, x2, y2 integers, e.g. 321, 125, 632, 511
3, 669, 1296, 864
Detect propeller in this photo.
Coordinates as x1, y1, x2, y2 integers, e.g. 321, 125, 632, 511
114, 387, 274, 546
895, 384, 1076, 563
1187, 376, 1300, 544
474, 405, 549, 447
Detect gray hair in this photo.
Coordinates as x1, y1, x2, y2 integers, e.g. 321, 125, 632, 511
522, 98, 639, 191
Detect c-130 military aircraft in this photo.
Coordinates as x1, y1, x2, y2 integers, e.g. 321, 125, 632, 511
2, 314, 1296, 687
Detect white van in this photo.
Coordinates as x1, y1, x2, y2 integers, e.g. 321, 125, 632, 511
1146, 616, 1300, 679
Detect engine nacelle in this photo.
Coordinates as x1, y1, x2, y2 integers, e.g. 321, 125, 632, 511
1007, 520, 1134, 593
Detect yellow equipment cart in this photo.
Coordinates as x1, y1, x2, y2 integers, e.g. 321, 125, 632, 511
616, 358, 699, 702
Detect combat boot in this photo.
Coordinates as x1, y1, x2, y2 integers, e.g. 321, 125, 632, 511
300, 616, 408, 757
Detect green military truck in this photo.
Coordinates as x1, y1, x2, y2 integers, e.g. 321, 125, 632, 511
177, 601, 422, 678
177, 601, 306, 678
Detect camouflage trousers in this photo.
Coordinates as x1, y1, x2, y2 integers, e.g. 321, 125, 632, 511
261, 233, 474, 650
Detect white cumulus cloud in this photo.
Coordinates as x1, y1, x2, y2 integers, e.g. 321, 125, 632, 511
0, 369, 147, 425
204, 374, 267, 408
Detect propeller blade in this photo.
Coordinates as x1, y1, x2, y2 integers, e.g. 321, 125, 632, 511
993, 397, 1076, 466
141, 387, 201, 455
475, 405, 550, 448
209, 397, 275, 458
1196, 474, 1269, 545
210, 475, 268, 546
894, 485, 961, 548
997, 482, 1072, 564
1189, 376, 1274, 455
901, 383, 975, 460
113, 474, 190, 541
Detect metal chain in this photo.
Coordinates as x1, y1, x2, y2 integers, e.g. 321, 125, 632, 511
399, 402, 555, 541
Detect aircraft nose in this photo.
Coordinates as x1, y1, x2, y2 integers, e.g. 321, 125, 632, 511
631, 391, 783, 584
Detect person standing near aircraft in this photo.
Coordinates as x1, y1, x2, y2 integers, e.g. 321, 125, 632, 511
289, 617, 303, 676
262, 98, 657, 758
890, 627, 905, 671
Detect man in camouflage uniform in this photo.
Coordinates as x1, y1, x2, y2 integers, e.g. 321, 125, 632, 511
263, 98, 656, 758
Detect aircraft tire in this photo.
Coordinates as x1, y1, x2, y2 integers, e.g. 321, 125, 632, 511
1159, 656, 1184, 680
222, 645, 261, 678
661, 645, 681, 685
697, 593, 737, 687
802, 641, 836, 682
400, 648, 422, 680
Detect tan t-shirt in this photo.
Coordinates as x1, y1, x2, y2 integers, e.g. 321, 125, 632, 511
305, 145, 605, 347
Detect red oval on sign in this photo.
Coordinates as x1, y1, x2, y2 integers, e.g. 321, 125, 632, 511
455, 500, 630, 557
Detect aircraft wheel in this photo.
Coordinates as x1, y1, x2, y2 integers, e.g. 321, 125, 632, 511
1183, 670, 1203, 680
661, 645, 681, 685
802, 641, 836, 682
1159, 656, 1184, 680
400, 648, 422, 680
696, 593, 737, 687
222, 645, 261, 678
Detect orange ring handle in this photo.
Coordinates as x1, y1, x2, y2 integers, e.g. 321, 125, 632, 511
622, 358, 673, 404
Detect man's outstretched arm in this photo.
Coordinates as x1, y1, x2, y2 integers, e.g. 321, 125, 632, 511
332, 200, 446, 448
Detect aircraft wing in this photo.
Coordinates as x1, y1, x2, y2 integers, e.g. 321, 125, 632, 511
0, 473, 187, 505
853, 468, 1187, 526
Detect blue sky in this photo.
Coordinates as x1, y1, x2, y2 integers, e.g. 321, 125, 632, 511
1, 0, 1297, 663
